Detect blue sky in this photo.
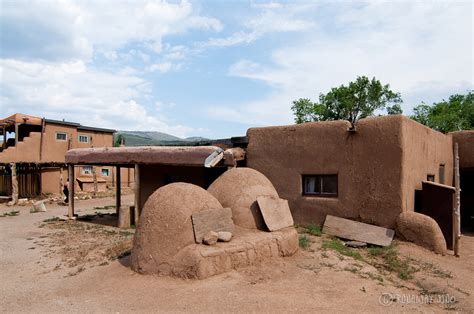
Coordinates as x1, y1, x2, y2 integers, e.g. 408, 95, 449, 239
1, 0, 472, 138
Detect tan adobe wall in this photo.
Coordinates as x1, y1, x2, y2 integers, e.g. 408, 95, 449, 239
75, 165, 134, 187
400, 119, 453, 212
40, 124, 78, 162
139, 165, 225, 209
0, 123, 114, 163
41, 168, 63, 195
246, 116, 405, 229
450, 131, 474, 169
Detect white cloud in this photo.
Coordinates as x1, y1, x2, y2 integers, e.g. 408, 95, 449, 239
148, 61, 182, 73
214, 1, 473, 125
0, 59, 195, 137
0, 0, 223, 62
201, 3, 315, 48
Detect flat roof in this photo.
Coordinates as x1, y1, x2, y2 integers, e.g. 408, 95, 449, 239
65, 146, 225, 166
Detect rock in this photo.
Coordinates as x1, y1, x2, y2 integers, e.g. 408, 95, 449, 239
31, 201, 47, 213
345, 241, 367, 248
217, 231, 232, 242
202, 231, 218, 245
17, 198, 29, 206
396, 211, 447, 255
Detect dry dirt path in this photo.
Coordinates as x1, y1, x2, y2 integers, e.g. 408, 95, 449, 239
1, 196, 473, 313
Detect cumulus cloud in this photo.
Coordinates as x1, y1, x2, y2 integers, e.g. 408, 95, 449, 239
0, 0, 222, 62
201, 2, 315, 48
0, 59, 196, 137
214, 1, 473, 125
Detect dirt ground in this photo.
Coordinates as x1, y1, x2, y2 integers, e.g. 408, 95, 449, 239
1, 196, 473, 313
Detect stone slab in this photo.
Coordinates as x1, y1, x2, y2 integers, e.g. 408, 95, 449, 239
323, 215, 394, 247
192, 208, 234, 243
257, 196, 294, 231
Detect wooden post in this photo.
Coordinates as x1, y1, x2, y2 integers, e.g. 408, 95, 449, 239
453, 142, 461, 257
92, 166, 98, 196
68, 164, 75, 218
116, 166, 121, 216
10, 163, 18, 205
134, 164, 140, 226
39, 118, 45, 161
2, 126, 6, 149
14, 123, 19, 147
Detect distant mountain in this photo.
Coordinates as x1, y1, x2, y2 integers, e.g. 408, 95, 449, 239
115, 131, 210, 146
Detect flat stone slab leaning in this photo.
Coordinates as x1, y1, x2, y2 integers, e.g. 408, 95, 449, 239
257, 196, 294, 231
323, 215, 394, 247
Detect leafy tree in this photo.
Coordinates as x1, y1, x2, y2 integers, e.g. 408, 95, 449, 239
114, 134, 124, 147
411, 92, 474, 133
291, 76, 403, 128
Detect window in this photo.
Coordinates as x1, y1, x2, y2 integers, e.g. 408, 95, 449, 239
439, 165, 445, 184
82, 166, 93, 175
101, 168, 110, 177
56, 132, 67, 141
303, 175, 338, 197
78, 135, 89, 143
427, 174, 435, 182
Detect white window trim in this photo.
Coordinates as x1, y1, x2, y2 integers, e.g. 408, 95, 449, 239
82, 166, 93, 175
78, 134, 89, 143
101, 168, 110, 177
56, 132, 67, 141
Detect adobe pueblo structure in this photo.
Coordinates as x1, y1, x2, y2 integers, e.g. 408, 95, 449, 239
131, 171, 298, 279
66, 115, 474, 256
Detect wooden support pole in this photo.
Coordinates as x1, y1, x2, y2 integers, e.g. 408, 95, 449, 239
453, 142, 461, 257
134, 164, 140, 226
2, 127, 6, 148
68, 164, 75, 218
14, 123, 19, 146
9, 163, 18, 205
116, 166, 121, 216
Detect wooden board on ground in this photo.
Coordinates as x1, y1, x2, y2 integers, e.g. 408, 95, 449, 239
192, 208, 234, 243
257, 196, 294, 231
322, 215, 394, 247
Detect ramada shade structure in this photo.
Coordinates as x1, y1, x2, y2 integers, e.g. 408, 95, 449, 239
64, 146, 246, 224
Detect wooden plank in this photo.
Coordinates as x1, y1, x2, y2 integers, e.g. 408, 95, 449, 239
323, 215, 394, 247
257, 196, 294, 231
116, 165, 121, 216
191, 208, 234, 243
134, 164, 140, 226
68, 164, 75, 218
453, 142, 461, 256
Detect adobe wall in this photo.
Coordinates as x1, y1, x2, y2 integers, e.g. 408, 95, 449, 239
41, 168, 62, 195
450, 131, 474, 169
246, 116, 405, 228
40, 124, 78, 162
400, 119, 453, 212
0, 123, 114, 163
139, 165, 225, 209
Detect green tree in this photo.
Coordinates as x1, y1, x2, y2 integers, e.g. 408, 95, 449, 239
291, 76, 403, 128
114, 133, 124, 147
411, 92, 474, 133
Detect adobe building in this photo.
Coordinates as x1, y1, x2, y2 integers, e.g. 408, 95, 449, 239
65, 115, 472, 254
0, 113, 133, 198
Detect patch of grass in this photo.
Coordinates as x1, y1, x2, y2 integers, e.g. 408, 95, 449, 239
368, 245, 417, 280
299, 234, 311, 250
0, 210, 20, 217
306, 223, 322, 236
421, 262, 453, 279
344, 266, 359, 273
42, 217, 60, 223
322, 238, 363, 261
93, 205, 116, 210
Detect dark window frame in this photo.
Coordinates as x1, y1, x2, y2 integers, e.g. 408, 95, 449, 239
56, 132, 67, 141
302, 174, 338, 198
439, 164, 445, 184
427, 174, 435, 182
